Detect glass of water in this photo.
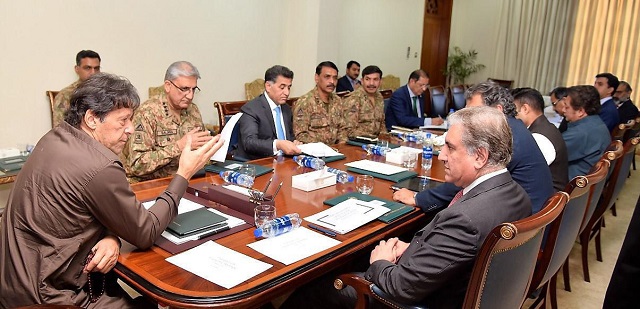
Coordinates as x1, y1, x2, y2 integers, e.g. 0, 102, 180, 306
356, 175, 374, 195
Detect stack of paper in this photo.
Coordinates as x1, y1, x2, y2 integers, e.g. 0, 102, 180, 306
304, 199, 390, 234
247, 227, 340, 265
345, 160, 408, 175
298, 142, 343, 157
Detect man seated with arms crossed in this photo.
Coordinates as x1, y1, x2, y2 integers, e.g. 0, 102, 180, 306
281, 106, 531, 309
336, 60, 361, 93
562, 85, 611, 179
0, 73, 223, 308
512, 87, 568, 192
343, 65, 386, 138
235, 65, 302, 160
394, 82, 553, 214
123, 61, 212, 182
294, 61, 348, 145
385, 69, 444, 130
52, 50, 101, 127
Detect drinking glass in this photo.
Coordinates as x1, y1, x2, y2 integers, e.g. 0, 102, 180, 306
238, 164, 256, 178
402, 151, 418, 169
254, 204, 276, 227
376, 140, 390, 151
356, 175, 374, 195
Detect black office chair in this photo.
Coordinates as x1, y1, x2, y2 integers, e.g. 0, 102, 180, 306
333, 193, 567, 309
450, 85, 466, 110
428, 86, 447, 117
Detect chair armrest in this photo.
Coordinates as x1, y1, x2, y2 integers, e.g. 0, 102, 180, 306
334, 273, 376, 309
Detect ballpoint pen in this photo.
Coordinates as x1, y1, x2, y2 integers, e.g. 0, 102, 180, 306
197, 223, 230, 240
307, 224, 337, 237
271, 182, 284, 200
263, 177, 273, 194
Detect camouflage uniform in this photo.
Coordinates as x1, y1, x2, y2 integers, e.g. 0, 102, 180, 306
122, 93, 205, 182
293, 87, 347, 144
52, 80, 80, 127
342, 87, 385, 138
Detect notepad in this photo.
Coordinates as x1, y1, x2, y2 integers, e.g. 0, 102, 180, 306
167, 208, 227, 237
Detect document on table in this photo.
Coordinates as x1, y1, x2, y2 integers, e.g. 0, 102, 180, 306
211, 112, 243, 162
166, 241, 272, 289
298, 142, 343, 157
304, 199, 390, 234
247, 227, 341, 265
419, 121, 447, 130
143, 198, 246, 245
345, 160, 407, 175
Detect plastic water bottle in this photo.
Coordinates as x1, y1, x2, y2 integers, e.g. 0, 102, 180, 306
362, 144, 388, 156
219, 171, 255, 187
254, 213, 302, 238
293, 155, 326, 170
326, 167, 354, 183
396, 132, 419, 142
446, 108, 455, 129
422, 133, 433, 170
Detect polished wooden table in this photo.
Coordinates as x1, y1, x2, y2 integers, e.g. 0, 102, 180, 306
115, 141, 445, 308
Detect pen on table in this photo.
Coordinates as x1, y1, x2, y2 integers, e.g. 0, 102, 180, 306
197, 223, 230, 240
308, 224, 337, 237
271, 182, 283, 200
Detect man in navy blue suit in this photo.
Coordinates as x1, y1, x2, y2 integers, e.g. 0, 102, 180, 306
385, 70, 444, 130
594, 72, 620, 132
394, 81, 554, 214
336, 60, 361, 93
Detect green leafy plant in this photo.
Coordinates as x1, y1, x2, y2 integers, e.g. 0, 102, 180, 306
443, 47, 486, 86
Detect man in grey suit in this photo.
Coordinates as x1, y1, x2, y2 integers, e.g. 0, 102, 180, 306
281, 106, 532, 309
236, 65, 302, 160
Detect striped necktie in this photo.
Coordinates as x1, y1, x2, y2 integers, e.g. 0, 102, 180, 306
448, 190, 464, 207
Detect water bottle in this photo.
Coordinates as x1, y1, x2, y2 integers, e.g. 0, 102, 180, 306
326, 167, 354, 183
396, 132, 419, 142
219, 171, 255, 187
293, 155, 326, 170
362, 144, 388, 156
446, 108, 455, 129
422, 133, 433, 170
254, 213, 302, 238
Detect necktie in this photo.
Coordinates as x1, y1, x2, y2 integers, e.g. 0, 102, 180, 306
448, 190, 464, 207
412, 96, 419, 116
274, 106, 285, 140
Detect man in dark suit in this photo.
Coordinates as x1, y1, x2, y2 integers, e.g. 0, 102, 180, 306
385, 69, 444, 130
236, 65, 302, 160
336, 60, 360, 93
512, 87, 568, 192
394, 82, 554, 214
281, 106, 531, 309
594, 72, 621, 132
614, 81, 639, 124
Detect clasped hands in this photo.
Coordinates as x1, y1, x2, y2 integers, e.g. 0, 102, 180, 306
370, 237, 410, 264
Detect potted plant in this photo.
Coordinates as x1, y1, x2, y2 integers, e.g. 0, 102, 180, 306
443, 46, 485, 87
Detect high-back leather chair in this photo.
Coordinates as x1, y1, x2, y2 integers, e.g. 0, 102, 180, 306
487, 78, 514, 89
46, 90, 60, 124
624, 116, 640, 170
244, 78, 265, 100
579, 136, 639, 282
610, 119, 634, 141
381, 75, 400, 91
528, 161, 608, 308
332, 192, 567, 309
428, 86, 447, 117
148, 85, 164, 99
450, 85, 466, 110
214, 100, 247, 134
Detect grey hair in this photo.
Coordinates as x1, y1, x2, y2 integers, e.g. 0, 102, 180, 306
65, 73, 140, 128
448, 106, 512, 169
164, 61, 201, 81
465, 81, 517, 117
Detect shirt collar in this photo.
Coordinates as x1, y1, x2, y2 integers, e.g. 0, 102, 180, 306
600, 96, 612, 105
463, 168, 508, 195
407, 84, 418, 98
264, 91, 278, 110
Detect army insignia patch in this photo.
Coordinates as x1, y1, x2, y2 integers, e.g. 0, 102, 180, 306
133, 133, 143, 144
135, 124, 144, 131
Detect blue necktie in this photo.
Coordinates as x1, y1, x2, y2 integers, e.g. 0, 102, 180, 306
274, 106, 285, 140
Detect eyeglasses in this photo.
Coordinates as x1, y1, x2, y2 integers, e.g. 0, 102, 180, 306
552, 97, 565, 106
168, 80, 200, 94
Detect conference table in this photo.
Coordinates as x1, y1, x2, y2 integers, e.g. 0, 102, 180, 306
115, 140, 446, 308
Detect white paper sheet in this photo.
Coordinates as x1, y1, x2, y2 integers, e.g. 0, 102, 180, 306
419, 121, 447, 130
247, 227, 341, 265
297, 142, 343, 157
222, 184, 251, 196
390, 146, 423, 154
304, 199, 390, 234
345, 160, 407, 175
211, 112, 243, 162
166, 241, 272, 289
143, 197, 203, 214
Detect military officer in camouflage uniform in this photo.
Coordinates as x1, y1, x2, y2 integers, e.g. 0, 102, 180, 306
343, 65, 386, 138
52, 50, 101, 127
123, 61, 212, 182
293, 61, 347, 144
